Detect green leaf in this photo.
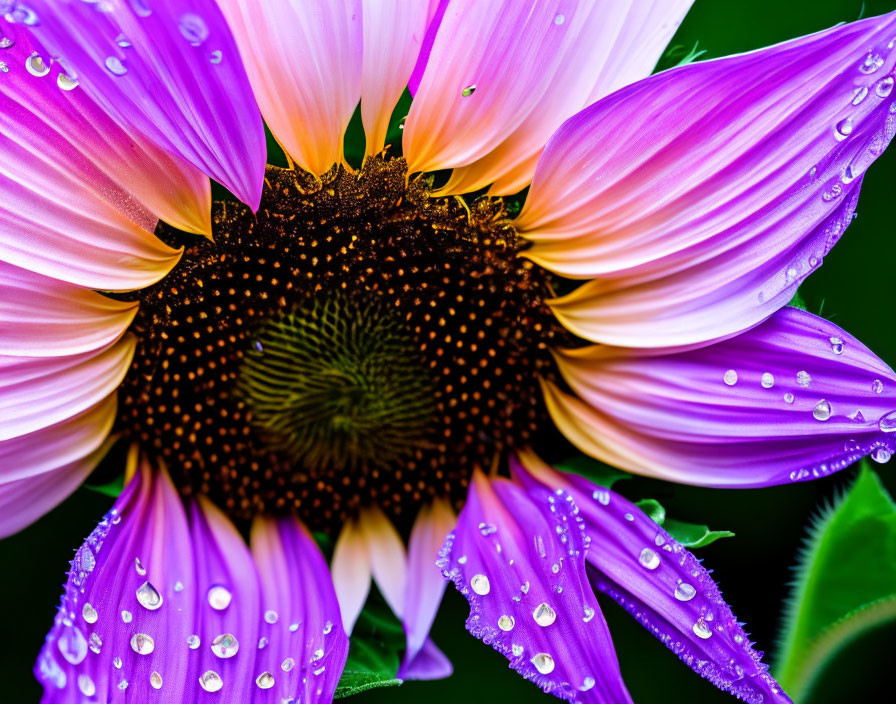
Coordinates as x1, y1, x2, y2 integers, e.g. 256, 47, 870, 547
662, 518, 735, 549
773, 466, 896, 702
788, 290, 808, 311
334, 593, 405, 699
555, 455, 630, 488
84, 475, 125, 498
635, 499, 666, 525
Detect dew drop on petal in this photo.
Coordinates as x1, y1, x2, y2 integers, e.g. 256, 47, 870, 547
833, 117, 853, 141
104, 56, 127, 76
81, 603, 97, 624
77, 674, 96, 697
813, 400, 832, 421
723, 369, 738, 386
323, 620, 333, 635
638, 548, 660, 570
57, 625, 87, 665
134, 557, 146, 576
207, 585, 232, 610
674, 583, 697, 602
784, 392, 795, 404
57, 72, 78, 90
113, 657, 122, 669
199, 670, 223, 693
693, 620, 713, 639
872, 379, 884, 394
150, 671, 162, 690
117, 678, 128, 690
579, 677, 596, 692
187, 634, 201, 650
209, 49, 222, 64
210, 633, 239, 658
174, 580, 184, 592
852, 85, 869, 105
829, 336, 844, 355
592, 489, 610, 505
498, 615, 515, 631
281, 658, 295, 672
256, 672, 275, 690
461, 84, 476, 97
860, 52, 884, 74
532, 602, 556, 627
136, 581, 163, 610
258, 636, 268, 649
178, 13, 209, 45
583, 606, 595, 622
553, 14, 565, 25
876, 76, 895, 98
872, 447, 892, 463
530, 652, 555, 674
25, 52, 49, 77
470, 574, 490, 595
512, 643, 524, 657
760, 372, 775, 389
115, 33, 131, 48
130, 633, 155, 655
264, 610, 278, 624
796, 371, 811, 387
879, 411, 896, 432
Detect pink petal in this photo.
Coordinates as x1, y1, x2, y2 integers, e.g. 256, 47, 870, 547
360, 0, 431, 157
0, 394, 116, 537
544, 307, 896, 487
331, 516, 372, 635
516, 11, 896, 347
359, 505, 407, 618
217, 0, 362, 176
21, 0, 266, 208
403, 0, 693, 195
398, 497, 456, 678
0, 262, 137, 357
0, 334, 135, 441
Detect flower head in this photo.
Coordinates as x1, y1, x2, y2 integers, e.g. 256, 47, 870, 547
2, 1, 896, 702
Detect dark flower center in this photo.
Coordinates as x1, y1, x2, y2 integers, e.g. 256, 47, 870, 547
116, 157, 567, 528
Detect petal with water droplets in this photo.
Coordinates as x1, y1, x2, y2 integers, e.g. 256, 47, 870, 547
517, 11, 896, 347
543, 307, 896, 487
440, 470, 633, 702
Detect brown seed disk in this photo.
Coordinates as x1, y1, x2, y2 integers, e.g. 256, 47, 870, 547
116, 157, 568, 530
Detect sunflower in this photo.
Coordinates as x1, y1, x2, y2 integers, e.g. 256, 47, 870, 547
3, 2, 896, 703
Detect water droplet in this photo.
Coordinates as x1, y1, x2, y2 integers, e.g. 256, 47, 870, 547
209, 49, 223, 64
25, 52, 49, 77
829, 336, 844, 354
879, 410, 896, 432
113, 656, 122, 669
530, 652, 555, 674
207, 585, 232, 610
520, 581, 530, 594
860, 52, 884, 74
756, 372, 775, 389
199, 670, 223, 693
289, 622, 299, 632
479, 522, 497, 536
470, 574, 490, 595
257, 636, 269, 649
872, 446, 892, 463
461, 84, 476, 97
852, 85, 869, 105
876, 76, 894, 98
281, 658, 295, 672
81, 603, 97, 624
592, 489, 610, 505
89, 632, 102, 654
57, 625, 87, 664
842, 165, 857, 184
211, 633, 239, 658
129, 0, 152, 18
723, 369, 738, 386
134, 557, 146, 576
624, 512, 634, 521
532, 602, 556, 627
309, 647, 324, 661
813, 399, 832, 421
693, 620, 713, 639
796, 371, 811, 387
0, 62, 9, 73
136, 581, 163, 610
583, 606, 595, 622
179, 13, 209, 45
0, 32, 15, 50
553, 14, 565, 25
104, 56, 127, 76
498, 614, 515, 631
784, 392, 795, 404
115, 33, 132, 48
872, 379, 884, 394
638, 548, 660, 570
174, 580, 184, 592
121, 610, 132, 623
551, 563, 560, 574
264, 610, 278, 624
118, 678, 129, 690
256, 672, 275, 690
323, 620, 333, 635
150, 671, 162, 690
833, 117, 853, 141
187, 634, 201, 649
57, 72, 78, 90
130, 633, 155, 655
579, 676, 596, 691
78, 673, 96, 697
674, 583, 697, 602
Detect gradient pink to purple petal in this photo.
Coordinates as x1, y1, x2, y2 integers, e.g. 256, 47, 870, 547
0, 1, 893, 702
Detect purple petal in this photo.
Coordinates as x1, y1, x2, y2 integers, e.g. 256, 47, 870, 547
19, 0, 265, 207
398, 637, 453, 681
544, 307, 896, 487
35, 455, 346, 702
516, 11, 896, 347
439, 470, 633, 703
513, 453, 792, 704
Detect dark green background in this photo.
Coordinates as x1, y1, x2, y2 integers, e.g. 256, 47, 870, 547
3, 1, 896, 702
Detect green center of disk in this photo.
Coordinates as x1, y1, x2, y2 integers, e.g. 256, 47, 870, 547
239, 291, 435, 472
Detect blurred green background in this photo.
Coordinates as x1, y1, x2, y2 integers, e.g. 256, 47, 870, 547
3, 0, 896, 702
